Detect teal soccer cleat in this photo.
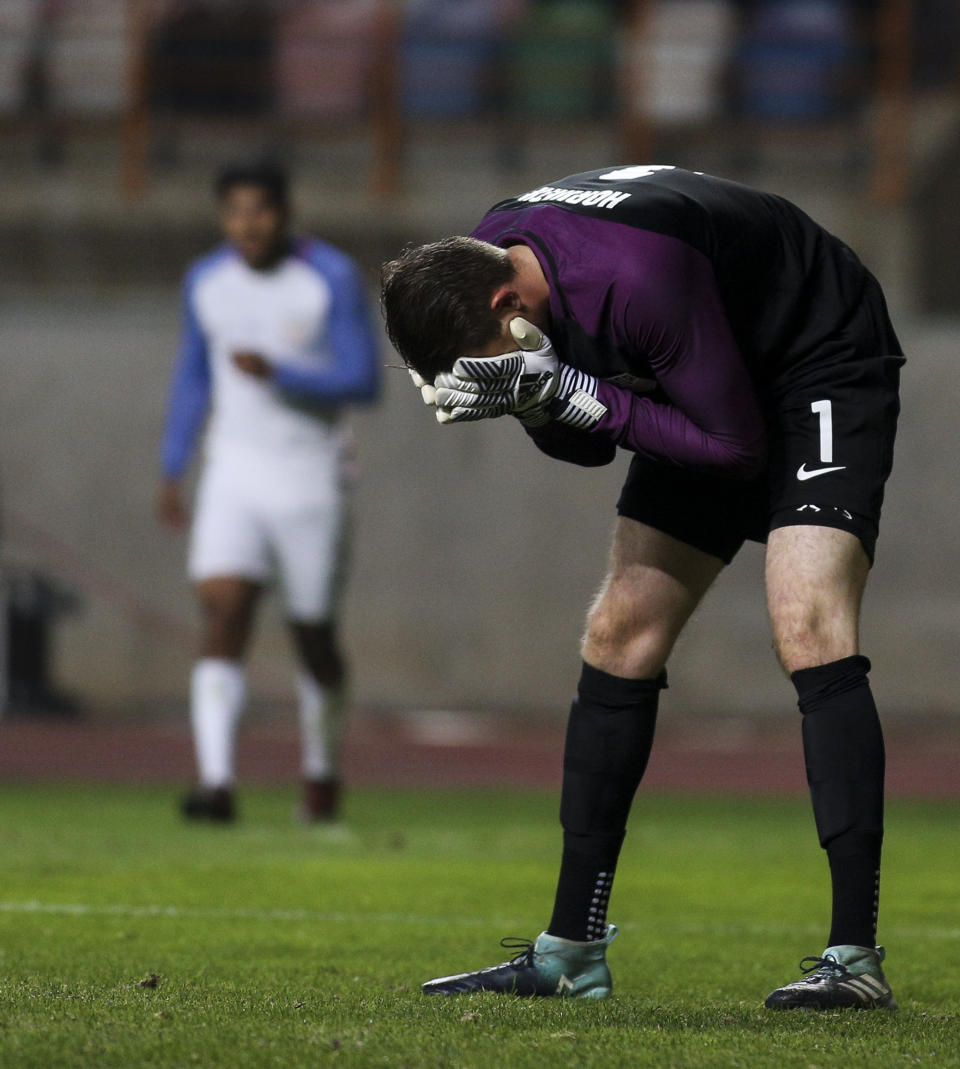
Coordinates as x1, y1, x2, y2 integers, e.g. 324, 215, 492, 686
765, 944, 897, 1010
422, 924, 618, 998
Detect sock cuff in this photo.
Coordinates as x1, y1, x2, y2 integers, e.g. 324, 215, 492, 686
825, 830, 884, 859
791, 655, 871, 712
193, 657, 245, 682
578, 660, 667, 706
295, 670, 337, 694
562, 829, 626, 857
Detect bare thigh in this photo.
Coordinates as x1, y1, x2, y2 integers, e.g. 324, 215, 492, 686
195, 577, 263, 660
766, 524, 870, 674
582, 518, 725, 679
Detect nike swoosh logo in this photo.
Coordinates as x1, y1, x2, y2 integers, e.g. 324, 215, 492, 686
797, 463, 846, 481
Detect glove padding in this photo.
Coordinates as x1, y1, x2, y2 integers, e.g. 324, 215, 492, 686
433, 319, 554, 424
433, 318, 604, 427
408, 318, 608, 429
408, 367, 437, 406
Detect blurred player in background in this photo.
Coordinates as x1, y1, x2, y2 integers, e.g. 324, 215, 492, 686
157, 162, 379, 823
383, 165, 903, 1010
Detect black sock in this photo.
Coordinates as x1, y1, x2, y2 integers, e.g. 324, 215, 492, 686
547, 661, 665, 942
792, 655, 884, 949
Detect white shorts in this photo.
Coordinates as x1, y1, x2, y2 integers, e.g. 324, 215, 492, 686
188, 455, 347, 621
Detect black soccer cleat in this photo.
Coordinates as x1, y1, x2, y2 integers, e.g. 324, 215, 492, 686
765, 945, 897, 1010
180, 786, 236, 823
422, 926, 617, 998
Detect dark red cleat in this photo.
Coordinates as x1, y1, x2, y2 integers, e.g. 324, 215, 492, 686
299, 778, 341, 822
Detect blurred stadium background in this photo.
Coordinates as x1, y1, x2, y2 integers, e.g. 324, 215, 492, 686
0, 0, 958, 788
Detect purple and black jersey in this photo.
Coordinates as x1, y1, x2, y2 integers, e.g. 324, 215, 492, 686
470, 166, 902, 480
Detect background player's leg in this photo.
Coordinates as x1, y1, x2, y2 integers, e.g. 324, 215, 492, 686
766, 525, 885, 953
270, 485, 349, 821
186, 577, 261, 815
289, 619, 346, 820
198, 576, 262, 660
549, 519, 724, 942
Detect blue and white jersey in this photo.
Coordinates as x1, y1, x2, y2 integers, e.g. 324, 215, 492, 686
161, 238, 380, 479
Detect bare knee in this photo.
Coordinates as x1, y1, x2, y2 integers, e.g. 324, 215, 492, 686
771, 607, 858, 675
579, 518, 723, 680
290, 620, 345, 688
582, 594, 676, 680
766, 527, 868, 676
196, 579, 260, 659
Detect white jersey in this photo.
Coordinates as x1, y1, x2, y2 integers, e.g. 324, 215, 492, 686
161, 237, 379, 482
196, 251, 339, 464
160, 237, 379, 615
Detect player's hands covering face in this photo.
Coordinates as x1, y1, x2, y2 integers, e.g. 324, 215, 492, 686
409, 318, 607, 430
429, 318, 559, 425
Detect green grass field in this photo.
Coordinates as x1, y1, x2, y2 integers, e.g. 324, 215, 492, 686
0, 783, 957, 1068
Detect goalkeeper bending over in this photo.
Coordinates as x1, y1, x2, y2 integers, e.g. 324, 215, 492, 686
381, 166, 905, 1011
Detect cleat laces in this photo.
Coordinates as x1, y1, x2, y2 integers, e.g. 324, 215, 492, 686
797, 954, 849, 983
456, 938, 537, 980
498, 938, 535, 969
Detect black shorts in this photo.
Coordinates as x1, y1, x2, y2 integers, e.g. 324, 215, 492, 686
617, 350, 904, 566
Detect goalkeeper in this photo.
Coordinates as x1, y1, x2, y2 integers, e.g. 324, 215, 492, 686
381, 166, 904, 1011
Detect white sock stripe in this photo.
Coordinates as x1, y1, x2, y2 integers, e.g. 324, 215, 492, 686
191, 658, 245, 788
297, 674, 344, 780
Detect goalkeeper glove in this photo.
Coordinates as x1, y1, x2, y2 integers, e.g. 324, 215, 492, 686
432, 318, 608, 428
408, 367, 437, 405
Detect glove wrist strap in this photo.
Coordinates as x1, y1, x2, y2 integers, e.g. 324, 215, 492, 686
517, 366, 607, 429
554, 387, 607, 429
549, 368, 606, 429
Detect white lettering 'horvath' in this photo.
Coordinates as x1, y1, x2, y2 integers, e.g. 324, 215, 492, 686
516, 186, 632, 210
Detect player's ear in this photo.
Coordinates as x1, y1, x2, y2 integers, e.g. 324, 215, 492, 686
489, 284, 522, 314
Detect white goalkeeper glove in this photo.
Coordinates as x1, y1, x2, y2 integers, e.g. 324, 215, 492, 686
430, 318, 608, 428
408, 367, 437, 406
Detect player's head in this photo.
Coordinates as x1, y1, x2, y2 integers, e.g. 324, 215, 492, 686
380, 237, 517, 380
215, 161, 290, 268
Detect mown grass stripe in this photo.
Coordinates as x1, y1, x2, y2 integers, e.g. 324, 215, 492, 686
1, 900, 958, 941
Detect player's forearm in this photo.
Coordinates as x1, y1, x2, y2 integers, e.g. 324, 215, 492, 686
160, 402, 206, 478
591, 381, 767, 478
161, 344, 211, 477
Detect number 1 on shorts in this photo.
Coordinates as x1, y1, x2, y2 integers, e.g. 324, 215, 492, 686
810, 399, 834, 463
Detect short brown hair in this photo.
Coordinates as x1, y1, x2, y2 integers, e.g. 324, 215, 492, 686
380, 237, 514, 381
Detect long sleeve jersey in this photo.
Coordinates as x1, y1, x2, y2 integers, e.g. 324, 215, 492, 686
470, 166, 900, 478
160, 237, 380, 479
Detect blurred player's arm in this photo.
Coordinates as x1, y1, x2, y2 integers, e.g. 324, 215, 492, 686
270, 255, 380, 404
157, 278, 211, 529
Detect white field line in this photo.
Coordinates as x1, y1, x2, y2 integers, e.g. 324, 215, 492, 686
0, 900, 958, 942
